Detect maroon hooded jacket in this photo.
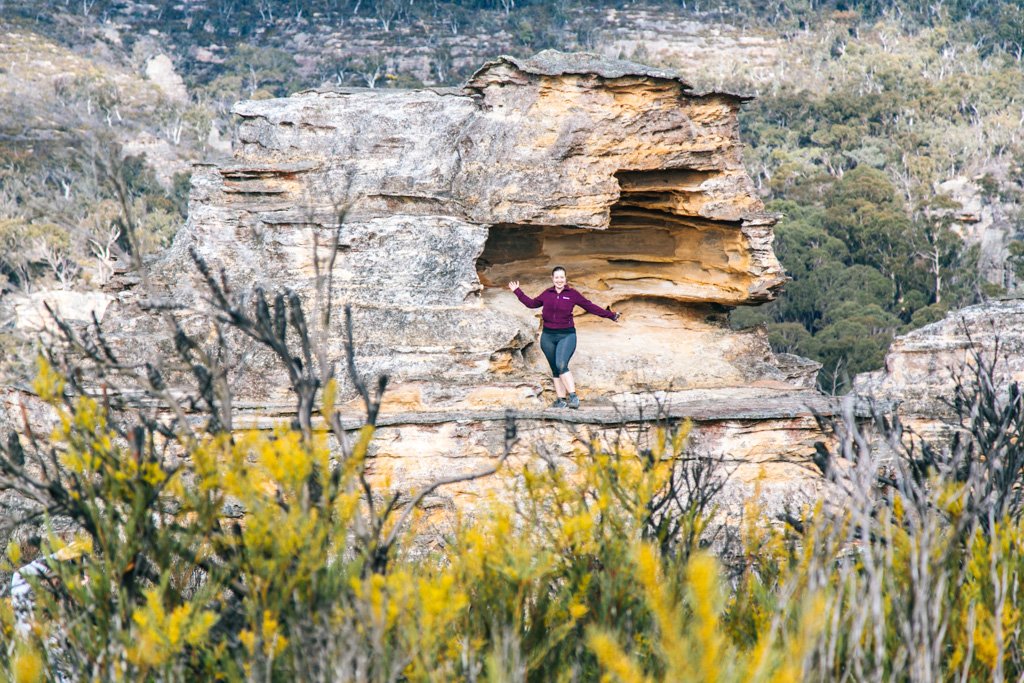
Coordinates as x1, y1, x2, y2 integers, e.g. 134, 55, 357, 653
514, 286, 617, 329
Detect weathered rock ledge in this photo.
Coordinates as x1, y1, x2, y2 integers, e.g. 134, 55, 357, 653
234, 389, 863, 512
855, 298, 1024, 441
7, 51, 825, 516
237, 391, 856, 429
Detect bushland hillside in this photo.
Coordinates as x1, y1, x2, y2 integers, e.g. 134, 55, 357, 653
1, 0, 1022, 387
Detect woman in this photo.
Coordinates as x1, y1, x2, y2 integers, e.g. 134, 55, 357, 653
508, 266, 620, 409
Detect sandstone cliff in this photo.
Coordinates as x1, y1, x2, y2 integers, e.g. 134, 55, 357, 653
855, 298, 1024, 442
3, 52, 846, 525
56, 50, 837, 510
157, 51, 800, 406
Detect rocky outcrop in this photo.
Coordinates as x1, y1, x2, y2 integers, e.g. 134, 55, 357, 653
7, 52, 835, 516
936, 176, 1021, 292
144, 51, 795, 412
144, 54, 189, 104
854, 299, 1024, 441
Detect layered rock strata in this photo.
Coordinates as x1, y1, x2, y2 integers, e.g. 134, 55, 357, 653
7, 52, 835, 518
854, 299, 1024, 442
156, 51, 796, 411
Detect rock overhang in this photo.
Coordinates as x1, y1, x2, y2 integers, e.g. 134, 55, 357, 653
145, 50, 798, 411
463, 49, 754, 101
0, 52, 838, 538
227, 51, 784, 309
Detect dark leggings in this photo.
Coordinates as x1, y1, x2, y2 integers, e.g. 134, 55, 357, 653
540, 328, 577, 377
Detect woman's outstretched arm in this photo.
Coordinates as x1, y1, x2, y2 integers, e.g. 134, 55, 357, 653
570, 290, 620, 321
508, 280, 543, 309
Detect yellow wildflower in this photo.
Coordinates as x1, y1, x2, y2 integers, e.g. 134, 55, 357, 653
12, 645, 44, 683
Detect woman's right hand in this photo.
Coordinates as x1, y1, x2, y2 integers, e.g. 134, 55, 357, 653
507, 281, 520, 291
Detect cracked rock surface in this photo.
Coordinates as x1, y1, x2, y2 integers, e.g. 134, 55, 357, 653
855, 299, 1024, 443
135, 50, 797, 412
7, 52, 833, 518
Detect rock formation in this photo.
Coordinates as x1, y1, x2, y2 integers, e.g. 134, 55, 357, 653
130, 51, 840, 508
935, 176, 1020, 292
144, 54, 189, 104
855, 298, 1024, 441
169, 51, 797, 404
4, 52, 843, 520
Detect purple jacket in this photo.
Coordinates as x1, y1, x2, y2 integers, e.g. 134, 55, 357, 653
514, 286, 617, 329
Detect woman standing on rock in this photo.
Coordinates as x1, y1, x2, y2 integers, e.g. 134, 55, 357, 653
508, 266, 621, 409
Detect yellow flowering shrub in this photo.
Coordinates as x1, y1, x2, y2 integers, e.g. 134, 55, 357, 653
6, 356, 1024, 682
11, 645, 44, 683
128, 588, 218, 669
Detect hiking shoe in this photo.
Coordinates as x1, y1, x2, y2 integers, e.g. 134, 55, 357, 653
551, 397, 568, 408
567, 393, 580, 409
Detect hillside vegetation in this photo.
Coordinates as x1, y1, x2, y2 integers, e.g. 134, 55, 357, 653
2, 5, 1024, 679
1, 0, 1022, 386
730, 13, 1024, 386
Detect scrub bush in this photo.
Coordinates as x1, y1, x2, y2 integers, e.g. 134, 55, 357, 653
2, 257, 1024, 682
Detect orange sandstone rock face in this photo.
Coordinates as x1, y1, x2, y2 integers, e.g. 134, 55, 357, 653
89, 51, 830, 510
160, 51, 796, 411
854, 299, 1024, 444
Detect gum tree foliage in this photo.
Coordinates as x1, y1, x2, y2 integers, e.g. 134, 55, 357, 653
733, 164, 987, 389
0, 98, 189, 292
730, 4, 1023, 386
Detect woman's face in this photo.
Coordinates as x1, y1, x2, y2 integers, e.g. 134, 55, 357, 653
552, 270, 567, 289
